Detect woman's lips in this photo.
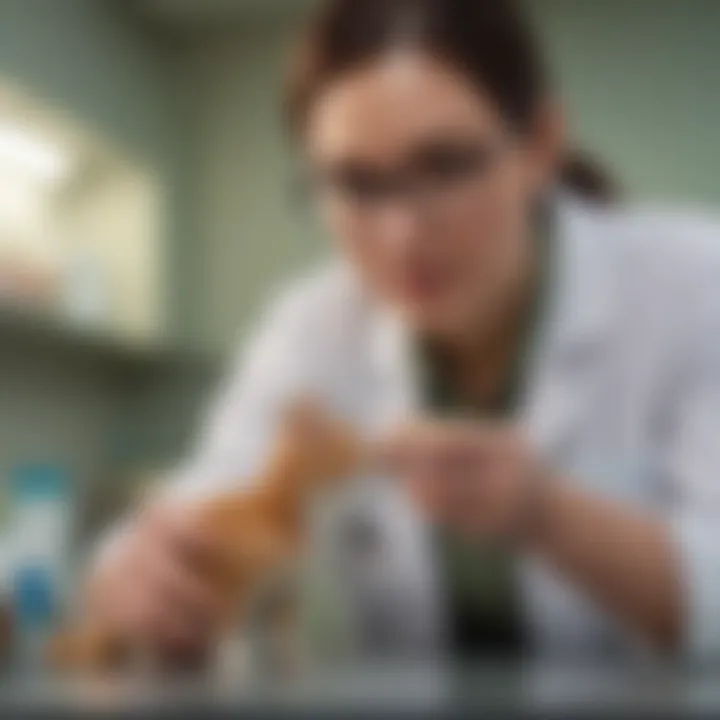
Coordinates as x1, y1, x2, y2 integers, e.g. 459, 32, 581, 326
397, 265, 454, 302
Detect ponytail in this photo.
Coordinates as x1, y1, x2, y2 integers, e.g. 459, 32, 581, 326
560, 150, 620, 204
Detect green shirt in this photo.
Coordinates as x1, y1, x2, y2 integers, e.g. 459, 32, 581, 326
418, 214, 552, 662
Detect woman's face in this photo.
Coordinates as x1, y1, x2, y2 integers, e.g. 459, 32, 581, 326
305, 51, 561, 340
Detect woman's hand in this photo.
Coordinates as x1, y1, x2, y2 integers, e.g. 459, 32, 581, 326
85, 498, 226, 665
381, 418, 547, 543
382, 417, 683, 652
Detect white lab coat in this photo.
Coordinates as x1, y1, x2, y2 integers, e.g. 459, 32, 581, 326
169, 192, 720, 664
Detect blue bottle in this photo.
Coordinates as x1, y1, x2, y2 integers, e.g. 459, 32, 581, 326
10, 464, 71, 674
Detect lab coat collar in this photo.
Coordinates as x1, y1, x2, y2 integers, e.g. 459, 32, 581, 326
544, 189, 616, 353
522, 190, 618, 456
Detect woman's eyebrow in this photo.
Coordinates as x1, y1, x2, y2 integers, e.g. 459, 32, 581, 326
320, 134, 496, 171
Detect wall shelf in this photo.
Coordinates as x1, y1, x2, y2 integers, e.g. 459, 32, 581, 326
0, 302, 217, 370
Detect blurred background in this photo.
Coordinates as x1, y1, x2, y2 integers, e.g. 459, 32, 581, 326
0, 0, 717, 678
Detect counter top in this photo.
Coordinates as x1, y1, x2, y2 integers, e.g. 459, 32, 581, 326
0, 664, 719, 717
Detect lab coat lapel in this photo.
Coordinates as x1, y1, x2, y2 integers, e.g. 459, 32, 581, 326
521, 194, 617, 461
367, 305, 423, 432
350, 305, 445, 655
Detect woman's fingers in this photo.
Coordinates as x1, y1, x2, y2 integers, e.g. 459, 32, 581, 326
87, 498, 233, 662
137, 543, 222, 631
381, 418, 487, 480
403, 453, 481, 526
381, 418, 536, 538
144, 500, 224, 568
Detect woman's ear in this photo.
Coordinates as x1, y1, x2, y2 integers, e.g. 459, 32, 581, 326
526, 98, 566, 193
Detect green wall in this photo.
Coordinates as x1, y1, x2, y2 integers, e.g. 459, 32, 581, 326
528, 0, 720, 203
179, 18, 323, 353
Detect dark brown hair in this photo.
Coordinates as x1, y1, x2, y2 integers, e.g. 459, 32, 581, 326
286, 0, 618, 203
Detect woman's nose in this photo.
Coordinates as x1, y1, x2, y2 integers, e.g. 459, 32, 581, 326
374, 201, 428, 252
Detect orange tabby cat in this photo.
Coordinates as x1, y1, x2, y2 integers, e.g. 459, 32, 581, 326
49, 401, 366, 673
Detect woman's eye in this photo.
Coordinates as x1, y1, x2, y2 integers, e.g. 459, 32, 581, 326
415, 146, 495, 183
333, 170, 392, 201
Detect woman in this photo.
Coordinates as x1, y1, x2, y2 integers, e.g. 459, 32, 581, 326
88, 0, 720, 665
